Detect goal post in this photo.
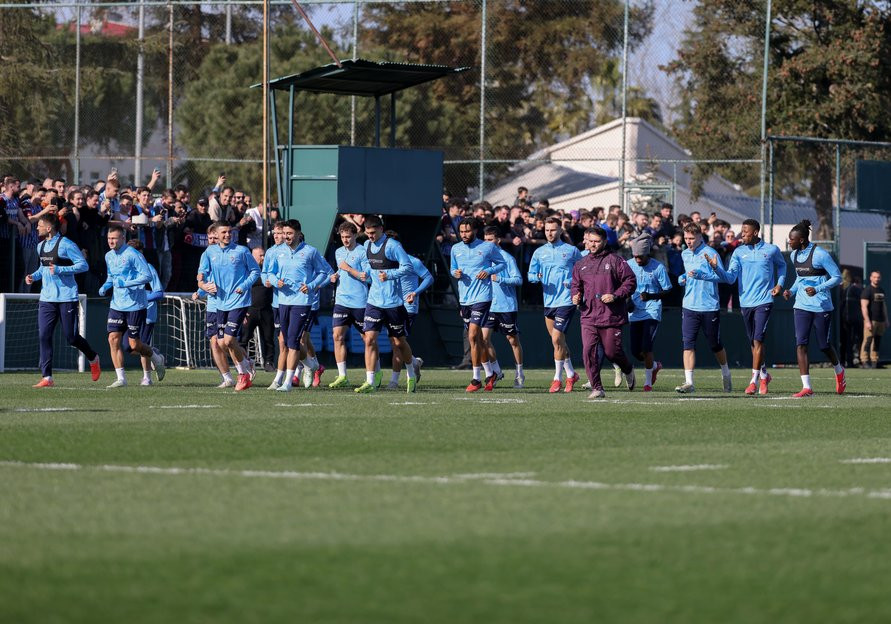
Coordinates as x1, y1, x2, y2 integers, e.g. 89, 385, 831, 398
0, 293, 87, 373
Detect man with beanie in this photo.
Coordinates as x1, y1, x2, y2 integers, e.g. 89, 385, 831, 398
625, 233, 672, 391
570, 226, 637, 399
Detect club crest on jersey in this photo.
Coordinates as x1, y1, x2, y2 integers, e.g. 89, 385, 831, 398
604, 263, 610, 270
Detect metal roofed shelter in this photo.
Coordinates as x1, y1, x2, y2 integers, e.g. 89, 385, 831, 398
256, 59, 469, 256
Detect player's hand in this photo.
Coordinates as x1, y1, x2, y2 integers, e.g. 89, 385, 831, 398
235, 287, 244, 294
490, 274, 498, 282
572, 294, 581, 305
204, 282, 218, 294
805, 286, 817, 297
476, 270, 490, 280
299, 283, 309, 294
640, 291, 651, 301
277, 279, 285, 288
453, 269, 462, 279
406, 292, 416, 304
782, 290, 791, 300
339, 260, 351, 271
358, 271, 367, 281
47, 263, 56, 275
705, 254, 718, 268
601, 293, 616, 303
99, 286, 109, 296
191, 292, 199, 301
378, 271, 388, 282
25, 274, 34, 285
687, 270, 697, 278
330, 274, 338, 283
770, 285, 782, 296
537, 272, 543, 280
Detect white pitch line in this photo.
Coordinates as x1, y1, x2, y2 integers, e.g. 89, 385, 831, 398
273, 403, 334, 407
11, 407, 76, 412
2, 460, 891, 502
389, 401, 438, 406
650, 464, 728, 472
149, 405, 221, 409
840, 458, 891, 464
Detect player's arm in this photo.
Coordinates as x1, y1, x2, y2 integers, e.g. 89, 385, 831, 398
771, 247, 787, 290
486, 245, 507, 277
98, 274, 113, 296
197, 252, 214, 291
527, 251, 541, 283
146, 268, 165, 302
721, 251, 740, 284
691, 250, 725, 282
415, 262, 434, 295
641, 265, 672, 301
117, 251, 151, 288
261, 251, 275, 287
236, 249, 261, 293
813, 249, 841, 292
54, 240, 89, 275
498, 257, 523, 286
450, 246, 462, 278
308, 251, 333, 290
612, 260, 637, 300
570, 262, 584, 305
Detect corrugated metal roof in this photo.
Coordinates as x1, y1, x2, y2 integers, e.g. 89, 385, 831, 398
252, 59, 470, 97
704, 193, 888, 228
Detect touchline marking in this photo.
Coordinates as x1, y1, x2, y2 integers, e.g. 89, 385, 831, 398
389, 401, 438, 406
2, 460, 891, 502
12, 407, 75, 412
149, 405, 221, 409
840, 458, 891, 464
650, 464, 728, 472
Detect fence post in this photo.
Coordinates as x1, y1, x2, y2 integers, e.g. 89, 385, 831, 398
73, 2, 82, 184
135, 0, 145, 184
759, 0, 772, 233
619, 0, 629, 210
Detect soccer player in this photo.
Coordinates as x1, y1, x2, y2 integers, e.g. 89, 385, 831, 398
571, 226, 637, 399
482, 226, 525, 389
712, 219, 786, 395
99, 225, 165, 388
783, 219, 845, 396
528, 217, 583, 392
269, 219, 332, 392
388, 231, 431, 389
625, 233, 671, 391
675, 222, 732, 394
25, 212, 101, 387
197, 222, 260, 391
355, 215, 420, 394
194, 225, 236, 388
451, 219, 507, 392
262, 221, 290, 389
329, 222, 370, 388
126, 240, 165, 385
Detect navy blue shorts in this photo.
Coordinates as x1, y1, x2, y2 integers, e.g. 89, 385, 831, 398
126, 322, 155, 353
629, 318, 659, 358
794, 309, 832, 349
406, 313, 417, 335
218, 307, 248, 338
681, 308, 723, 352
206, 311, 219, 339
273, 307, 281, 331
460, 301, 492, 328
107, 308, 146, 340
364, 304, 408, 337
742, 304, 773, 343
279, 304, 313, 349
483, 311, 520, 336
308, 308, 319, 329
333, 304, 365, 332
544, 305, 576, 333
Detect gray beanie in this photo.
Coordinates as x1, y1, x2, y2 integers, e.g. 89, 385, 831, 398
630, 233, 652, 257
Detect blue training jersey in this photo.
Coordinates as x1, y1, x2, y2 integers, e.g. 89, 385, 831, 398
101, 245, 151, 312
723, 239, 787, 308
450, 238, 506, 306
30, 234, 88, 303
197, 243, 260, 311
360, 235, 412, 309
528, 241, 581, 307
789, 243, 841, 312
145, 263, 164, 324
626, 257, 671, 322
678, 242, 724, 312
262, 242, 290, 309
271, 242, 332, 307
491, 248, 522, 313
334, 244, 370, 309
401, 255, 434, 315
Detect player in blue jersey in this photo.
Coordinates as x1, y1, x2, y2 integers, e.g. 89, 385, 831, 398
329, 221, 370, 388
625, 234, 671, 392
675, 222, 732, 394
262, 222, 291, 389
528, 217, 582, 393
126, 240, 165, 385
451, 218, 507, 392
197, 222, 260, 391
383, 230, 432, 389
482, 227, 525, 389
711, 219, 787, 395
99, 225, 165, 388
355, 215, 420, 394
24, 213, 102, 387
267, 219, 331, 392
193, 225, 236, 388
783, 219, 846, 397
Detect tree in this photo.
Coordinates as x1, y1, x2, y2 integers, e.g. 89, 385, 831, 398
665, 0, 891, 240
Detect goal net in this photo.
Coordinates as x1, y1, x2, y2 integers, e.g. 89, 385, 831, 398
0, 293, 87, 373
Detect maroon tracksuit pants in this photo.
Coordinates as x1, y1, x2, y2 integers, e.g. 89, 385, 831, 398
581, 324, 632, 392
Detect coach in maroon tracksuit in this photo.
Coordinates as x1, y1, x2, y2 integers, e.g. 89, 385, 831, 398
570, 225, 637, 398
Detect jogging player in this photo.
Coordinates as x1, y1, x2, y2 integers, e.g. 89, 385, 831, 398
625, 233, 671, 391
262, 221, 290, 389
482, 226, 525, 389
127, 239, 165, 385
25, 212, 102, 387
528, 217, 582, 392
388, 230, 431, 389
329, 221, 370, 388
451, 219, 507, 391
783, 219, 846, 397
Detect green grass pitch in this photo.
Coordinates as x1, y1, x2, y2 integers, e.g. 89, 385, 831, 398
2, 366, 891, 623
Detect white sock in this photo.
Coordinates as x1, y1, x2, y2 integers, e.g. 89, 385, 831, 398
405, 357, 416, 379
44, 376, 53, 382
234, 361, 245, 374
554, 360, 564, 381
282, 369, 294, 388
563, 359, 576, 377
760, 366, 769, 379
142, 370, 151, 381
274, 370, 285, 384
366, 370, 375, 384
115, 367, 126, 381
473, 366, 482, 381
750, 369, 760, 384
645, 367, 653, 386
833, 363, 844, 375
222, 371, 234, 384
390, 371, 400, 384
516, 363, 524, 376
720, 363, 730, 376
801, 374, 811, 389
684, 370, 694, 385
492, 360, 502, 375
482, 361, 493, 377
337, 361, 347, 376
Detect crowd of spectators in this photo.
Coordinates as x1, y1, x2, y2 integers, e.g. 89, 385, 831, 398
0, 171, 277, 296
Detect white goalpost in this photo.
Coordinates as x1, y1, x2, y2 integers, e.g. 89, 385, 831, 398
0, 293, 87, 373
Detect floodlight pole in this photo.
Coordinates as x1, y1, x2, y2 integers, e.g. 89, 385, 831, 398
619, 0, 629, 211
135, 0, 145, 183
262, 0, 269, 236
478, 0, 487, 201
759, 0, 772, 238
73, 3, 81, 184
